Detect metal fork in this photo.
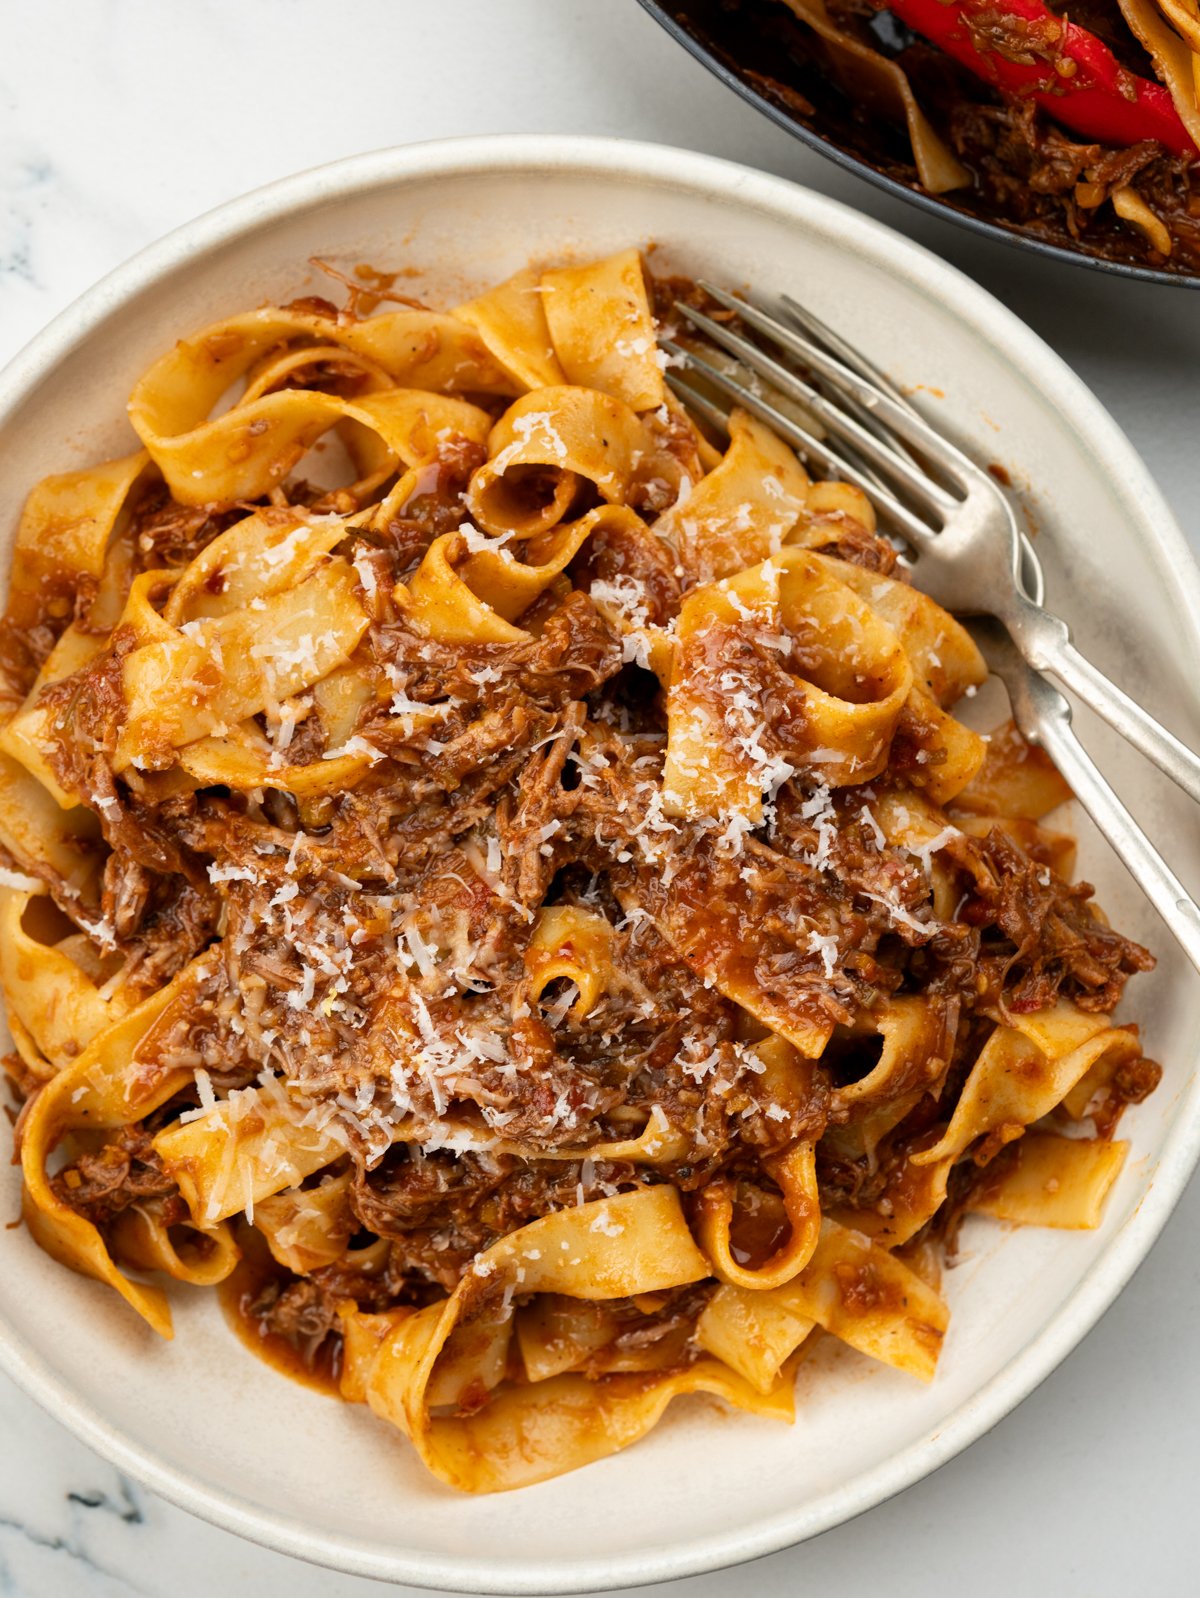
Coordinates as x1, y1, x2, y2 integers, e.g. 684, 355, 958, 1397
662, 284, 1200, 809
972, 618, 1200, 972
975, 504, 1200, 972
663, 287, 1200, 973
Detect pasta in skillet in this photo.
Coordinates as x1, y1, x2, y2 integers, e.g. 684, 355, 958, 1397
0, 249, 1160, 1493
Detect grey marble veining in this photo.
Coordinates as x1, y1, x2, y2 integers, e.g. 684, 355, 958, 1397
0, 3, 1196, 1595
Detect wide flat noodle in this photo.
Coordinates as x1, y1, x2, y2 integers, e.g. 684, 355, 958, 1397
500, 1103, 692, 1167
913, 1004, 1142, 1166
0, 754, 101, 902
128, 309, 497, 503
1111, 186, 1174, 256
831, 995, 955, 1114
154, 1080, 348, 1226
400, 505, 626, 642
695, 1281, 817, 1394
697, 1141, 822, 1289
652, 409, 811, 583
465, 386, 648, 534
0, 247, 1157, 1500
460, 504, 639, 625
778, 0, 970, 193
18, 952, 222, 1339
1, 626, 121, 809
0, 889, 131, 1068
820, 555, 987, 803
0, 451, 149, 647
1118, 0, 1200, 147
663, 550, 913, 821
949, 719, 1072, 820
339, 1188, 795, 1492
516, 1298, 630, 1382
967, 1133, 1129, 1228
540, 249, 666, 413
831, 1145, 956, 1248
162, 510, 348, 626
524, 904, 617, 1019
109, 1202, 240, 1287
700, 1218, 948, 1387
254, 1172, 355, 1274
174, 726, 384, 802
453, 267, 566, 391
400, 533, 533, 645
115, 558, 369, 772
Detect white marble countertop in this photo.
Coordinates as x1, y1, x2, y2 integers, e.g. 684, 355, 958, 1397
0, 2, 1197, 1594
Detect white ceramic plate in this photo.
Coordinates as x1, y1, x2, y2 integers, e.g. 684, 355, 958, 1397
0, 136, 1198, 1596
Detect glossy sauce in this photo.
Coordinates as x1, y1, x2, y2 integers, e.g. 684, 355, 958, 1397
218, 1226, 343, 1398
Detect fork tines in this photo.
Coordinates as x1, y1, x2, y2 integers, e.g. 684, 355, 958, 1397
663, 283, 993, 552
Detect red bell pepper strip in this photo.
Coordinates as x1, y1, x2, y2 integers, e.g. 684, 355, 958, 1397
885, 0, 1198, 158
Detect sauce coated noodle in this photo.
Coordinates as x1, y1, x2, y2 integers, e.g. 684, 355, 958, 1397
0, 250, 1158, 1492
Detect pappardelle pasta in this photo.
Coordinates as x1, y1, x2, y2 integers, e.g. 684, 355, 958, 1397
0, 250, 1160, 1493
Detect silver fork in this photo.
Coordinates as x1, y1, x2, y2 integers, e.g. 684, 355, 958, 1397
662, 284, 1200, 809
662, 288, 1200, 973
971, 618, 1200, 973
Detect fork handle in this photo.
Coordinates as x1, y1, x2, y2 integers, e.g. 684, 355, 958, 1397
1022, 670, 1200, 974
1010, 603, 1200, 808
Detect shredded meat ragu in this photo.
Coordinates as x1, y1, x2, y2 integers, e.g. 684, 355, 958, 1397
1, 266, 1158, 1399
960, 828, 1153, 1012
28, 504, 1152, 1306
48, 1124, 183, 1228
129, 482, 245, 574
669, 0, 1200, 274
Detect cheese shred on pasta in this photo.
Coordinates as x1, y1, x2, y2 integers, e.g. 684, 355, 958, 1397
0, 250, 1160, 1493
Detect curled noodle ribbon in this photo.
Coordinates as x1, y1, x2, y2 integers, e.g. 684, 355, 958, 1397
339, 1187, 795, 1493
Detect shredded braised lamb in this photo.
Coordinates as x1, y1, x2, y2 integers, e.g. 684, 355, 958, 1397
2, 268, 1158, 1398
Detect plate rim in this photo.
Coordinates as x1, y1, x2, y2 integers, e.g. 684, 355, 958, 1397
0, 132, 1198, 1594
